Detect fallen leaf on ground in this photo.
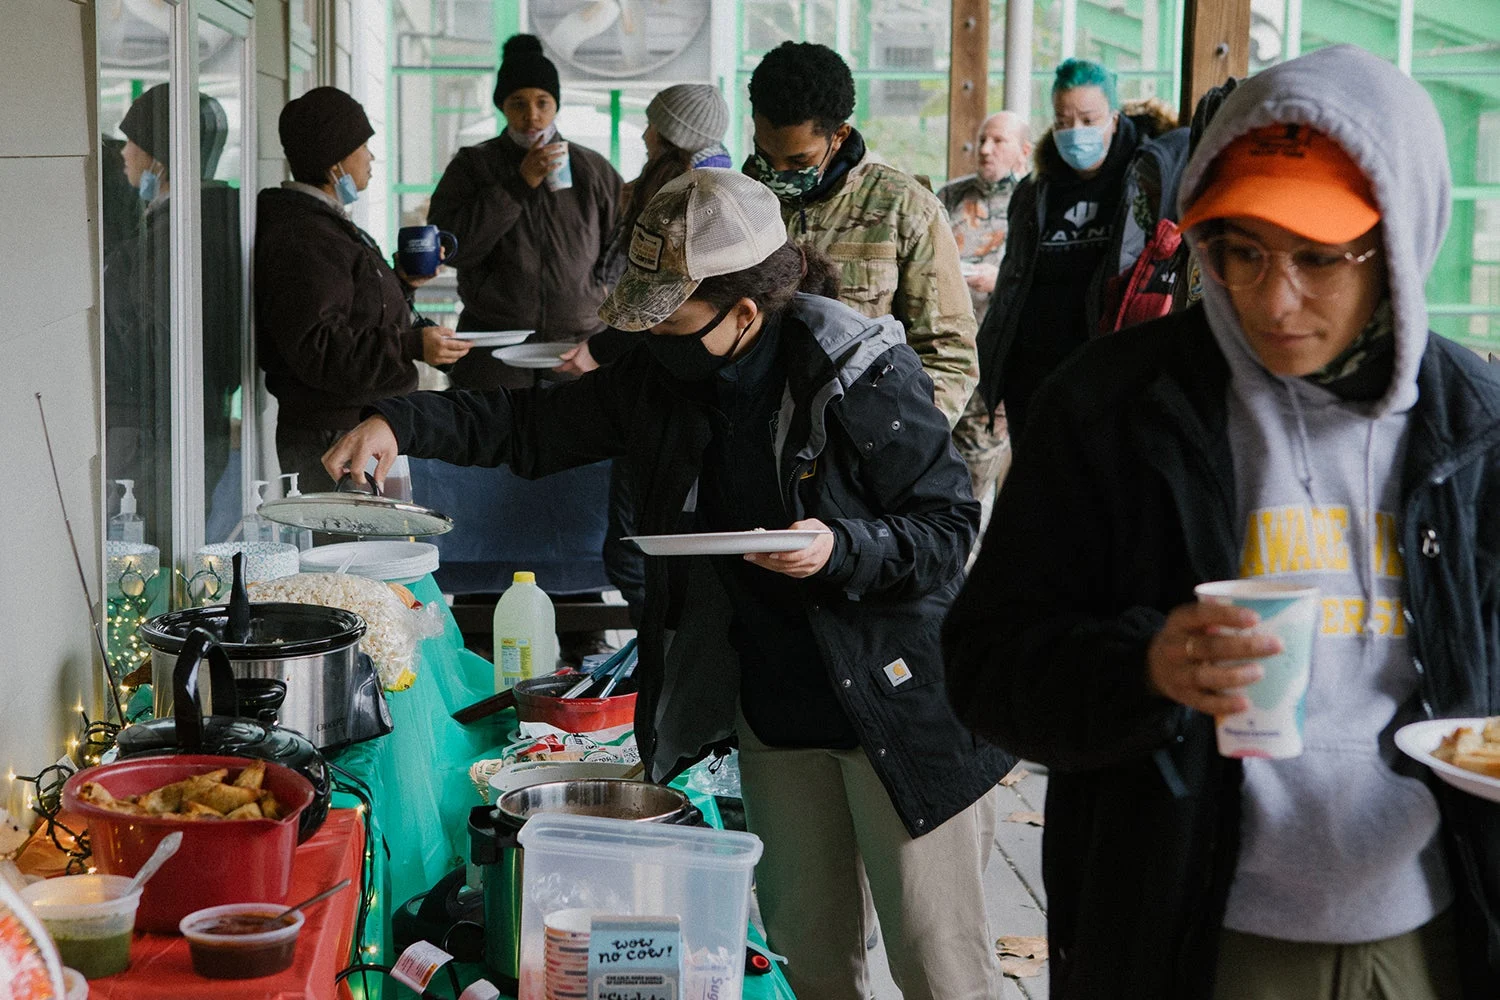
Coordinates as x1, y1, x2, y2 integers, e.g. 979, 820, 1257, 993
999, 766, 1030, 787
1000, 955, 1048, 977
1005, 810, 1044, 826
996, 935, 1048, 978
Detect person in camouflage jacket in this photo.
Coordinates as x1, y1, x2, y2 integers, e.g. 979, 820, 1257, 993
938, 111, 1031, 524
744, 41, 978, 428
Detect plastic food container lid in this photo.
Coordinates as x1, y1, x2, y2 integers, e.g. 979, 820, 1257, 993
180, 902, 306, 946
19, 875, 141, 923
517, 813, 763, 870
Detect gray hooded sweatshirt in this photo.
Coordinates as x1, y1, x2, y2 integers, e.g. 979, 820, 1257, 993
1177, 44, 1455, 943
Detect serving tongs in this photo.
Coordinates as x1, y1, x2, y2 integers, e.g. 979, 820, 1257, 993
561, 639, 638, 699
451, 639, 640, 724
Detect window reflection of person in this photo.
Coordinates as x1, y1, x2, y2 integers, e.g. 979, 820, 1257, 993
104, 85, 239, 550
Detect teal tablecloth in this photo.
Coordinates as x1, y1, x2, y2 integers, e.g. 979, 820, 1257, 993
330, 575, 793, 1000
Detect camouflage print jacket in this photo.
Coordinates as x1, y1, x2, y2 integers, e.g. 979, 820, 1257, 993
937, 172, 1018, 319
780, 150, 979, 428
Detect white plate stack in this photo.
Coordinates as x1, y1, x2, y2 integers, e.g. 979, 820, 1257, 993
298, 541, 440, 584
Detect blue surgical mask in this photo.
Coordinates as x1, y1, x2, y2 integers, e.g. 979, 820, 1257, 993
334, 168, 359, 206
1054, 124, 1110, 173
137, 168, 160, 203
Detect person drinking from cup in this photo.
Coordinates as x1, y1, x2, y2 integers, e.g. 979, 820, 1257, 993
255, 86, 468, 492
427, 33, 621, 390
324, 168, 1011, 1000
944, 45, 1500, 999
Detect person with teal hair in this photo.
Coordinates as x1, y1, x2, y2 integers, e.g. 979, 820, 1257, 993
972, 57, 1176, 440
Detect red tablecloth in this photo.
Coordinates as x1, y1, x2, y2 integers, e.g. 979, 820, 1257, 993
91, 808, 364, 1000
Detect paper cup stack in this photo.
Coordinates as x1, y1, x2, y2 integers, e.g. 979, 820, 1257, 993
544, 908, 592, 1000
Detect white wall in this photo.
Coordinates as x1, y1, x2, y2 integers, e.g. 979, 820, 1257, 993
0, 0, 104, 815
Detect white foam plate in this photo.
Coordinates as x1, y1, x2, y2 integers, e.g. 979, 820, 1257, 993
299, 540, 440, 584
624, 529, 831, 557
1394, 717, 1500, 804
455, 330, 533, 348
493, 343, 571, 369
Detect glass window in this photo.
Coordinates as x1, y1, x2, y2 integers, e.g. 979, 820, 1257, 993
198, 14, 250, 545
97, 0, 175, 671
290, 0, 320, 97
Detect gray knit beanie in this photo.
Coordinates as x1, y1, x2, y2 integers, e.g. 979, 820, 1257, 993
646, 84, 729, 153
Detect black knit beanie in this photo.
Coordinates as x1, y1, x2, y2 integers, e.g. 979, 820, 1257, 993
278, 86, 375, 184
493, 34, 561, 109
119, 83, 232, 179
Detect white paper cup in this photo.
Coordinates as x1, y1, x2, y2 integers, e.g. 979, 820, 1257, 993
1194, 580, 1320, 759
545, 142, 573, 192
543, 908, 591, 999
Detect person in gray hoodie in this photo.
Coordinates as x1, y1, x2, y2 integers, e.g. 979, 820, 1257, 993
945, 44, 1500, 999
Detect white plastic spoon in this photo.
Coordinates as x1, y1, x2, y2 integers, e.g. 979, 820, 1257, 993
125, 831, 183, 897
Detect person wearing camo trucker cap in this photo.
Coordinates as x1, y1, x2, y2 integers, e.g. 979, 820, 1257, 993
325, 168, 1009, 999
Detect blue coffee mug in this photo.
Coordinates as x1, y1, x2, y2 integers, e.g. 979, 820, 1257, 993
397, 225, 458, 277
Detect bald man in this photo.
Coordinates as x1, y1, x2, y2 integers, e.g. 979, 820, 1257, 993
939, 111, 1031, 317
939, 111, 1030, 549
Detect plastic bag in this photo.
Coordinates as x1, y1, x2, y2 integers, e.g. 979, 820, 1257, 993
248, 573, 434, 690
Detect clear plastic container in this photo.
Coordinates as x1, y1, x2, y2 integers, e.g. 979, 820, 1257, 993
20, 874, 141, 979
180, 902, 305, 979
516, 814, 763, 1000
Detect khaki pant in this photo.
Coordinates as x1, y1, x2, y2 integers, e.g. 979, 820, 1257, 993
737, 713, 1001, 1000
952, 391, 1011, 568
1213, 910, 1462, 1000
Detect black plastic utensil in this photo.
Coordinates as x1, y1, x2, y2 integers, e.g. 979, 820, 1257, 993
227, 551, 251, 644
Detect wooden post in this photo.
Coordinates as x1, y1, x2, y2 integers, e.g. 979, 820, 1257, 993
948, 0, 989, 180
1179, 0, 1251, 125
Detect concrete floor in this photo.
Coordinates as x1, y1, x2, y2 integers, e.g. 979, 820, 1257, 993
867, 765, 1050, 1000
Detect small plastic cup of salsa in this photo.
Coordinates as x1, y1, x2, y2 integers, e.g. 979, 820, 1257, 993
20, 874, 141, 979
180, 903, 305, 979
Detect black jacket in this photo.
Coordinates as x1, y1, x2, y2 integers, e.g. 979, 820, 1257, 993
427, 132, 621, 388
944, 305, 1500, 998
976, 108, 1180, 415
375, 294, 1011, 834
254, 187, 424, 431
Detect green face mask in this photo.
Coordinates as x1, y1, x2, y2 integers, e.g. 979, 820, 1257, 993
749, 141, 833, 203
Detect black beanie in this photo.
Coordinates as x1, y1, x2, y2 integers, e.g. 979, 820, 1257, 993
119, 83, 232, 179
279, 86, 375, 183
493, 34, 560, 109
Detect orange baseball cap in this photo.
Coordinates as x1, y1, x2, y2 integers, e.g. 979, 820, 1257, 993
1180, 124, 1380, 243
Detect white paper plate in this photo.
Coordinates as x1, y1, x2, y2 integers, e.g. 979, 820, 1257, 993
1394, 717, 1500, 804
455, 330, 533, 348
624, 529, 831, 556
493, 343, 571, 368
487, 760, 638, 801
299, 540, 440, 584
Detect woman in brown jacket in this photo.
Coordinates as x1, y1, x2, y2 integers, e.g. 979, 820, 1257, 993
255, 86, 469, 489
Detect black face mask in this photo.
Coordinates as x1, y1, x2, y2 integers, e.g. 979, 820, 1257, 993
644, 302, 749, 381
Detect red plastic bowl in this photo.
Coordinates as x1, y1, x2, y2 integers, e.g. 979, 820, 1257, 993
513, 673, 637, 733
62, 755, 313, 933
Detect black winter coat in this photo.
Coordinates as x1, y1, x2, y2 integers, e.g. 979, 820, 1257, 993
944, 305, 1500, 998
255, 187, 423, 431
375, 295, 1011, 834
427, 132, 621, 388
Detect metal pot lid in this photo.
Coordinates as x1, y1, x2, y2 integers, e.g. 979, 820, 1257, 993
257, 476, 453, 538
140, 602, 366, 658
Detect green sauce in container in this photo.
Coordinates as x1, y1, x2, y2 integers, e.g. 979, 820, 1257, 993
19, 874, 141, 980
54, 928, 134, 979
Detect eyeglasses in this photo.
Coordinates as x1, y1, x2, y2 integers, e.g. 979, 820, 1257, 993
1195, 234, 1380, 300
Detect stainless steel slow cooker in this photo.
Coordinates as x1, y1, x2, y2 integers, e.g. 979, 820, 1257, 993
142, 603, 372, 749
